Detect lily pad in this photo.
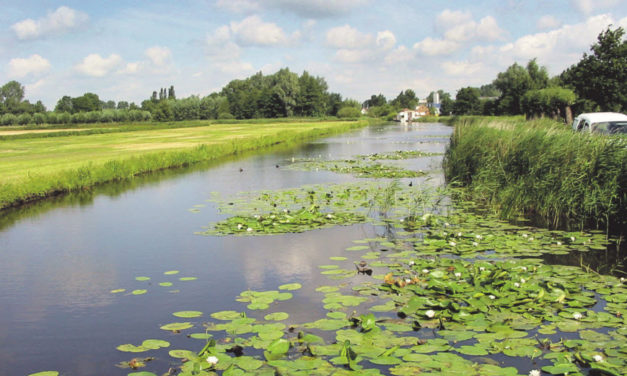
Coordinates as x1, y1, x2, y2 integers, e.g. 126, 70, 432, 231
173, 311, 203, 318
278, 283, 302, 291
160, 322, 193, 331
264, 312, 289, 321
131, 289, 147, 295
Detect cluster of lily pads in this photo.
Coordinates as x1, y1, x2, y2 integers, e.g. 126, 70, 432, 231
109, 270, 197, 296
202, 181, 446, 236
288, 158, 427, 179
356, 150, 441, 161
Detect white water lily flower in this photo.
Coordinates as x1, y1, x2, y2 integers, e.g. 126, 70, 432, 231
400, 218, 404, 222
489, 295, 496, 300
522, 233, 528, 238
449, 241, 456, 247
444, 222, 449, 227
457, 232, 462, 237
326, 214, 333, 219
529, 237, 534, 241
621, 277, 626, 282
207, 355, 219, 365
422, 269, 429, 274
247, 227, 253, 232
479, 267, 485, 271
454, 272, 462, 278
283, 209, 288, 213
573, 312, 583, 320
520, 278, 526, 283
475, 234, 482, 240
425, 310, 435, 318
472, 242, 478, 246
521, 266, 527, 271
514, 282, 520, 288
254, 215, 260, 219
237, 224, 243, 230
593, 354, 603, 362
529, 370, 541, 376
405, 278, 412, 284
408, 261, 415, 266
570, 236, 576, 242
557, 241, 562, 246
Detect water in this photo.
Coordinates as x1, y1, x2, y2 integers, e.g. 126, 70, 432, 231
0, 122, 451, 376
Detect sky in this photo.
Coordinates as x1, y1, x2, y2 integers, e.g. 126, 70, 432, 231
1, 0, 626, 109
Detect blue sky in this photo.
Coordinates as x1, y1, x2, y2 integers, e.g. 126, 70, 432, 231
2, 0, 626, 108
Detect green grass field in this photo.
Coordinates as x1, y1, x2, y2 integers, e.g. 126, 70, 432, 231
0, 119, 376, 209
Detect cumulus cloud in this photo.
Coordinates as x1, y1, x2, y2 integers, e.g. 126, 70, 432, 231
376, 30, 396, 50
442, 61, 483, 76
414, 10, 505, 57
8, 54, 51, 78
75, 53, 123, 77
537, 15, 562, 30
11, 6, 88, 40
413, 37, 460, 56
216, 0, 367, 18
145, 46, 172, 67
326, 25, 373, 49
499, 14, 627, 71
570, 0, 622, 15
230, 16, 289, 46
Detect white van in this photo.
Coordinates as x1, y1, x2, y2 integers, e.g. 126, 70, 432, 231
572, 112, 627, 134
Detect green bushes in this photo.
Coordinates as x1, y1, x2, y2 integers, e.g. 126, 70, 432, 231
337, 106, 361, 118
444, 117, 626, 233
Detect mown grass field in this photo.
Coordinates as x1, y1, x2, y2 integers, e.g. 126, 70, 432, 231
0, 119, 375, 209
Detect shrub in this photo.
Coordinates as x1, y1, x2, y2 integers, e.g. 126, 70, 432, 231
58, 112, 72, 124
1, 113, 17, 126
33, 113, 46, 125
72, 112, 86, 124
46, 112, 58, 124
17, 113, 32, 125
337, 107, 361, 118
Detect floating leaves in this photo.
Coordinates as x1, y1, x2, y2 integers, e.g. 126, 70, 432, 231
131, 289, 147, 295
278, 283, 302, 291
159, 322, 193, 332
172, 311, 203, 318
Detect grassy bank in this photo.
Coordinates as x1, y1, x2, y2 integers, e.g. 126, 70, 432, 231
0, 118, 380, 209
444, 116, 626, 233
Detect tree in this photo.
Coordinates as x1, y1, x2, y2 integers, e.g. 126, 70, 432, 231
0, 81, 25, 113
391, 89, 418, 109
363, 94, 387, 108
526, 59, 549, 90
296, 71, 328, 116
521, 87, 576, 121
560, 26, 626, 112
72, 93, 101, 112
117, 101, 129, 110
168, 85, 176, 100
326, 92, 343, 116
102, 100, 116, 109
453, 87, 481, 115
151, 91, 158, 102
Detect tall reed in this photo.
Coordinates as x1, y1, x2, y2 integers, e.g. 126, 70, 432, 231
444, 117, 626, 234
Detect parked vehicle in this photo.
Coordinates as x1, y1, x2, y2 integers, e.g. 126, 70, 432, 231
572, 112, 627, 134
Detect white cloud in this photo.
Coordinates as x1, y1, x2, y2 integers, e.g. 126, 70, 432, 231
413, 37, 460, 56
8, 54, 51, 78
230, 16, 289, 46
436, 9, 472, 32
500, 14, 627, 72
118, 62, 141, 74
11, 6, 88, 40
75, 53, 123, 77
537, 15, 562, 30
376, 30, 396, 50
326, 25, 373, 49
444, 15, 505, 42
570, 0, 621, 15
216, 0, 367, 18
442, 61, 483, 76
145, 46, 172, 67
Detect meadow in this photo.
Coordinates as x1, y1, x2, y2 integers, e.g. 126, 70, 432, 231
443, 116, 626, 234
0, 118, 376, 209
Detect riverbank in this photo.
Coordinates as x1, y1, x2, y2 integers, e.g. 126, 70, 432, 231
444, 116, 626, 234
0, 118, 381, 210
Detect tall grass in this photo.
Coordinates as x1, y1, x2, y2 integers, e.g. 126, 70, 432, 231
444, 117, 626, 234
0, 119, 379, 209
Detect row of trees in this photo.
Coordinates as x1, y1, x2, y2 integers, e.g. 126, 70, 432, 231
446, 26, 625, 120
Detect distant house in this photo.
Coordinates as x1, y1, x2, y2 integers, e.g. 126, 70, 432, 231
396, 106, 430, 122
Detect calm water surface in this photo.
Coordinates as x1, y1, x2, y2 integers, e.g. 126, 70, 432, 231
0, 122, 451, 376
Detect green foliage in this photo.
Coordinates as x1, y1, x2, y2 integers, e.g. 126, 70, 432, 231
0, 80, 25, 112
71, 93, 101, 112
337, 106, 361, 118
1, 113, 17, 125
521, 87, 576, 119
444, 117, 626, 232
17, 113, 31, 125
561, 26, 626, 112
391, 89, 417, 109
453, 87, 481, 115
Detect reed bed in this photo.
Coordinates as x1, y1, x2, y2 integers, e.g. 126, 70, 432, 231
444, 117, 626, 233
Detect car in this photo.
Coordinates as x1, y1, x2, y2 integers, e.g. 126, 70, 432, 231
572, 112, 627, 135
